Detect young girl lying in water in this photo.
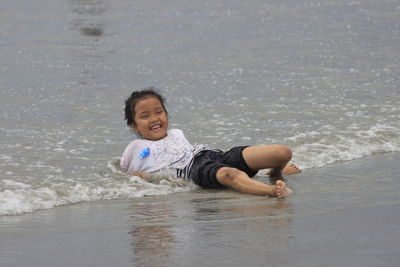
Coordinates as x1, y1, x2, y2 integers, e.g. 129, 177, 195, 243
120, 87, 300, 198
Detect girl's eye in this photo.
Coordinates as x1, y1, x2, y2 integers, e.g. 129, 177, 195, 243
140, 114, 149, 119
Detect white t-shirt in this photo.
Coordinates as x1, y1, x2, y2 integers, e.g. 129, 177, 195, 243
120, 129, 206, 177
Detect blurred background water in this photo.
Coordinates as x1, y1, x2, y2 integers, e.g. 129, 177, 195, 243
1, 0, 399, 215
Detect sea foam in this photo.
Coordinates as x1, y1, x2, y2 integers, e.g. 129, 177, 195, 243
0, 160, 196, 216
291, 124, 400, 170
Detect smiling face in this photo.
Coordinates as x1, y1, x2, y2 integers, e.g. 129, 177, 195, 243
132, 96, 169, 141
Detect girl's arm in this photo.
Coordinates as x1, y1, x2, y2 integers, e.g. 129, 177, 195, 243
129, 171, 149, 179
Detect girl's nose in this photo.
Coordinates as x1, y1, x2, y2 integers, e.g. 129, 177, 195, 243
150, 116, 159, 123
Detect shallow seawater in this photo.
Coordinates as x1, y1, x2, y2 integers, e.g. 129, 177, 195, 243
1, 0, 399, 215
1, 153, 398, 267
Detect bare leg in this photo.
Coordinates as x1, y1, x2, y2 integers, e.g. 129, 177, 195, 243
242, 145, 292, 184
216, 167, 292, 197
242, 145, 292, 170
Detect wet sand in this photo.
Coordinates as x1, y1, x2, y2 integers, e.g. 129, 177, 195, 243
1, 152, 399, 267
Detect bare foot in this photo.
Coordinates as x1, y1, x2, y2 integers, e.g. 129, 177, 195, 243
282, 164, 302, 175
275, 180, 293, 198
264, 164, 302, 176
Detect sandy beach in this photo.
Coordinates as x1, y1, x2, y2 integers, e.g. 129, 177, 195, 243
1, 152, 399, 267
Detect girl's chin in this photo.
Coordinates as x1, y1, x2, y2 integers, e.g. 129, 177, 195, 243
145, 131, 167, 140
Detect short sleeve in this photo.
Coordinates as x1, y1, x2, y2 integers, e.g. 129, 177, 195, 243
120, 140, 138, 172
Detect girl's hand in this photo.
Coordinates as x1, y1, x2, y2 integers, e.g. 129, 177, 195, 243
129, 171, 149, 179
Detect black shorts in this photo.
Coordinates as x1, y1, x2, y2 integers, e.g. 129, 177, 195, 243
188, 146, 258, 189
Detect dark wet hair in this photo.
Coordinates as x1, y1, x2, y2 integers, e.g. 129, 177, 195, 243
124, 87, 168, 126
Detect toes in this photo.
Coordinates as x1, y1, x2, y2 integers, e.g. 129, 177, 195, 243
275, 180, 292, 198
275, 180, 283, 197
293, 165, 301, 172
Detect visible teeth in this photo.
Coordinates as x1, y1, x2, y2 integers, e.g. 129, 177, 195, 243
151, 125, 160, 130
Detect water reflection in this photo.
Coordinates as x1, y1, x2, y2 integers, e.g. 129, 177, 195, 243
129, 201, 175, 267
188, 195, 293, 264
128, 193, 293, 265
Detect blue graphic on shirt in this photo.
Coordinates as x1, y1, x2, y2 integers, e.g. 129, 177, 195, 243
139, 148, 150, 159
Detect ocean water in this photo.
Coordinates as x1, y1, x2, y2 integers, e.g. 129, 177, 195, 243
1, 0, 399, 215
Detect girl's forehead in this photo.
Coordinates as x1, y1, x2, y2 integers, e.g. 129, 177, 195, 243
135, 96, 163, 110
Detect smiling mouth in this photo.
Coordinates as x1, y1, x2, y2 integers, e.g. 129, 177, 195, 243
150, 125, 161, 130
